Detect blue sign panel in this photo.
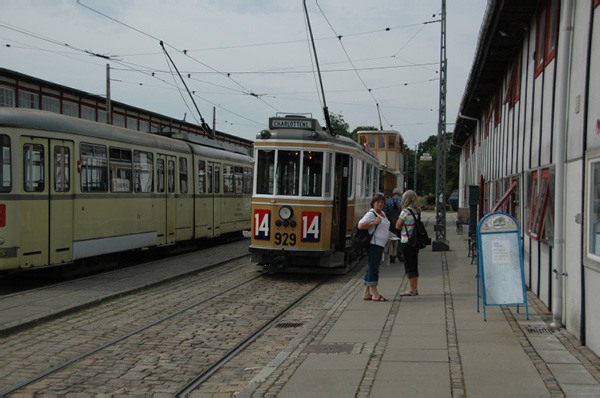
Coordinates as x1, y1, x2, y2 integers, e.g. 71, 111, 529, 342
477, 212, 528, 321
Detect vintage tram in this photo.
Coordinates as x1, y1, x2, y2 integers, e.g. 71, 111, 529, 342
249, 114, 381, 273
0, 108, 253, 272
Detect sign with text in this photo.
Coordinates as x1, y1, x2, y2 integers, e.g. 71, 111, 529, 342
477, 212, 528, 321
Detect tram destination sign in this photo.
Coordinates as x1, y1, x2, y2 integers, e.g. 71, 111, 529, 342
269, 118, 315, 130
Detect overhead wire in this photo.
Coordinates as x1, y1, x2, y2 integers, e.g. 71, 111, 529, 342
76, 0, 281, 116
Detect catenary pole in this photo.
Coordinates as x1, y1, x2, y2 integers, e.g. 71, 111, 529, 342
433, 0, 449, 251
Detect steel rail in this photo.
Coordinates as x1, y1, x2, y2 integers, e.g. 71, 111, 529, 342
0, 272, 264, 398
175, 278, 329, 397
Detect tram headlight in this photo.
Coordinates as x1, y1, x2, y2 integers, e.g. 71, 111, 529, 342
260, 130, 271, 139
279, 205, 293, 220
310, 131, 320, 140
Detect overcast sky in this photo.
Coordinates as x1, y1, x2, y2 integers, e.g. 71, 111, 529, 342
1, 0, 487, 146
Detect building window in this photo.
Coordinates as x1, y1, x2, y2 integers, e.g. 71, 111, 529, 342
19, 90, 39, 109
139, 120, 150, 132
589, 160, 600, 257
505, 50, 522, 109
388, 135, 395, 149
81, 106, 96, 121
62, 101, 78, 117
127, 117, 138, 131
98, 110, 107, 124
527, 168, 554, 241
368, 135, 375, 149
42, 96, 60, 114
535, 0, 559, 77
0, 87, 15, 107
113, 113, 125, 127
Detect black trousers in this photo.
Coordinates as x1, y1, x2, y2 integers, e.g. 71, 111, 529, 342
401, 243, 419, 279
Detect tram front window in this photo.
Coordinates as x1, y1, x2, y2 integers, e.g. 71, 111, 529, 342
256, 150, 275, 194
276, 150, 300, 196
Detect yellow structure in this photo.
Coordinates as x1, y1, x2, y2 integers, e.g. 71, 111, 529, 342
357, 130, 405, 197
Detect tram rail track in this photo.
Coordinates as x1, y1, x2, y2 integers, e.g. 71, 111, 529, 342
0, 255, 331, 396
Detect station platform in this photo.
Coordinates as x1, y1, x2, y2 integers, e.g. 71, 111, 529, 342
248, 215, 600, 398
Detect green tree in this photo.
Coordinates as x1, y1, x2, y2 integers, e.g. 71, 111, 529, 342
328, 112, 350, 138
412, 133, 459, 197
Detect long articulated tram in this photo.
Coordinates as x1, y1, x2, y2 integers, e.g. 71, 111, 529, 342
249, 114, 381, 273
0, 108, 253, 273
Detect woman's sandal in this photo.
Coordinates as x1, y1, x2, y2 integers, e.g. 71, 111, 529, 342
371, 295, 388, 301
362, 295, 372, 301
400, 290, 418, 296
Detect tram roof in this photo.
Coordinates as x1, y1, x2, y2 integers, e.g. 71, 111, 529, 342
0, 108, 250, 163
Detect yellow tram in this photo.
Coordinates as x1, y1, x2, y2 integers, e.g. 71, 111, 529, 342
0, 108, 253, 272
249, 114, 381, 273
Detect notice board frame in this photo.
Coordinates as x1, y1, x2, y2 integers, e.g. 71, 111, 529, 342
477, 212, 529, 321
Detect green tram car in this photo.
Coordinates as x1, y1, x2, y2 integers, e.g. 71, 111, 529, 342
0, 108, 253, 272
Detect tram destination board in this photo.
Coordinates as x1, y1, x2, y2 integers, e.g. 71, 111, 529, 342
269, 118, 315, 130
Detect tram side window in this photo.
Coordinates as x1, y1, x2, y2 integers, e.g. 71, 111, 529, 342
302, 151, 323, 197
256, 150, 275, 195
198, 160, 206, 194
54, 146, 70, 192
0, 135, 11, 192
224, 164, 234, 193
207, 163, 213, 194
324, 153, 332, 197
179, 157, 188, 194
277, 151, 300, 196
348, 157, 354, 199
235, 166, 243, 194
109, 147, 132, 193
80, 143, 107, 192
214, 165, 220, 194
243, 167, 253, 194
23, 143, 44, 192
157, 159, 165, 193
168, 160, 175, 193
134, 151, 153, 193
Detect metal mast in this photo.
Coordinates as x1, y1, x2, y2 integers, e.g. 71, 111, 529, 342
433, 0, 449, 251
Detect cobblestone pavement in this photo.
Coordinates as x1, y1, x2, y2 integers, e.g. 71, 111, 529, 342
0, 256, 328, 396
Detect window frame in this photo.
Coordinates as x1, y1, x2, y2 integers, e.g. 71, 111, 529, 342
527, 169, 551, 241
535, 0, 560, 77
80, 143, 108, 192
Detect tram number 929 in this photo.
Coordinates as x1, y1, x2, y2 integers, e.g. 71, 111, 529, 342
274, 233, 296, 246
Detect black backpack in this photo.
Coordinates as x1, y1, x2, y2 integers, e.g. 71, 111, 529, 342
350, 210, 377, 250
387, 201, 401, 233
404, 209, 431, 249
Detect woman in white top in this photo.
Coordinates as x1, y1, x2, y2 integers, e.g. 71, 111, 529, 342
358, 193, 390, 301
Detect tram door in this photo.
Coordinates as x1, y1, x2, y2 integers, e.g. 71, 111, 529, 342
19, 137, 73, 267
156, 154, 177, 245
210, 162, 221, 237
333, 153, 350, 250
50, 140, 74, 264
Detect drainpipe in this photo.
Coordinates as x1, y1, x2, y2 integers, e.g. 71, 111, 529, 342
551, 0, 575, 329
456, 113, 481, 209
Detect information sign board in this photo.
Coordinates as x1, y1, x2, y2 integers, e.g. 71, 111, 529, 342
477, 212, 528, 321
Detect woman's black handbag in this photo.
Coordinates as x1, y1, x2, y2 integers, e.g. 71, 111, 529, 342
351, 210, 377, 249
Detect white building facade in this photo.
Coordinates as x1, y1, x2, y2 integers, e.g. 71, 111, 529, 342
452, 0, 600, 354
